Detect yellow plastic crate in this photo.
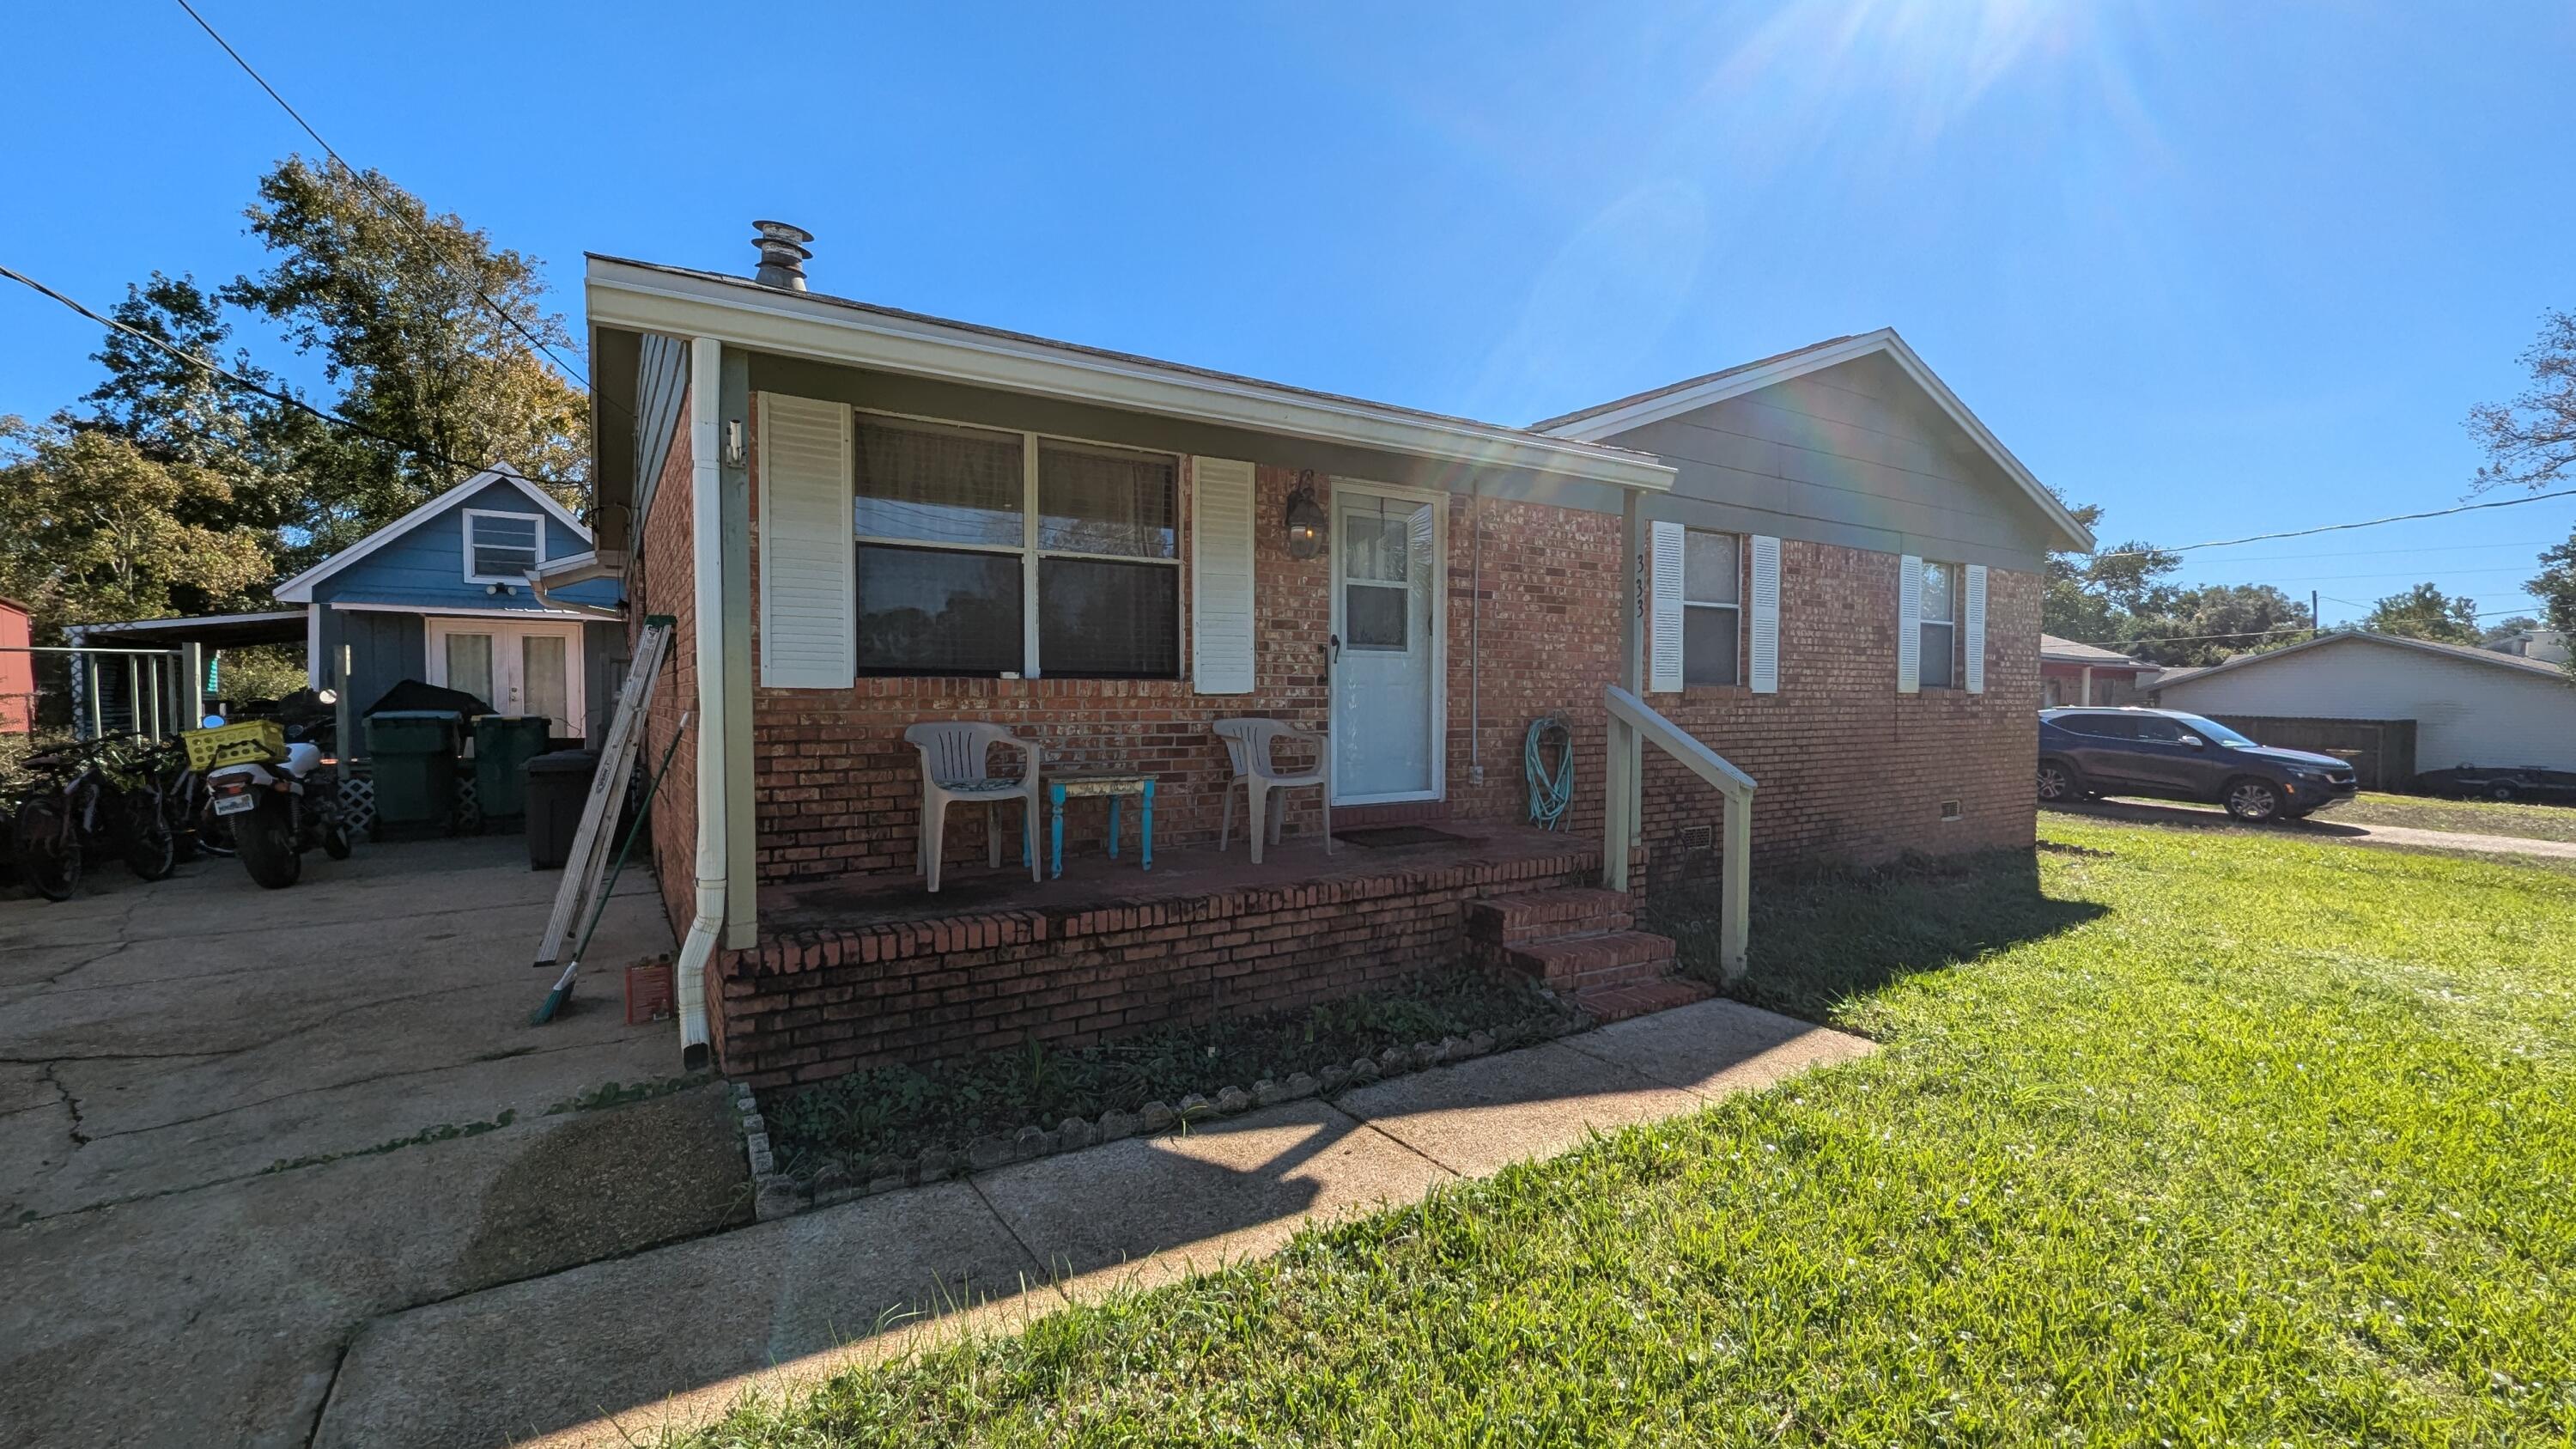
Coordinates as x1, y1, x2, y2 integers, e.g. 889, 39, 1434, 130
183, 719, 288, 772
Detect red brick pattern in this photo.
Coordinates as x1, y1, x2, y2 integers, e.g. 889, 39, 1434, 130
711, 842, 1607, 1087
1637, 542, 2043, 886
635, 396, 701, 948
742, 460, 1623, 884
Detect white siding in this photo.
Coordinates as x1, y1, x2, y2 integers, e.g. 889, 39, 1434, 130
2157, 636, 2576, 773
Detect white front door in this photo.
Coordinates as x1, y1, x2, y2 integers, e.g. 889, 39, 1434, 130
1329, 483, 1444, 804
426, 618, 586, 736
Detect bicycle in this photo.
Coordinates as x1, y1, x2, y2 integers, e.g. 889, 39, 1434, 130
11, 734, 181, 899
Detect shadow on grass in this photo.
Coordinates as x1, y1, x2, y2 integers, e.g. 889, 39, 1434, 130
1645, 848, 2109, 1026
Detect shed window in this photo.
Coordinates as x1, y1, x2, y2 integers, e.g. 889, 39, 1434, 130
1919, 561, 1958, 690
464, 511, 544, 583
851, 416, 1179, 678
1683, 530, 1742, 686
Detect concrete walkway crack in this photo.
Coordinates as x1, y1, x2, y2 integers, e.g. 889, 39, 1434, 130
80, 1037, 626, 1142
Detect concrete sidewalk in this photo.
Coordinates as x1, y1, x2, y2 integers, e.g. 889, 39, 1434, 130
2062, 799, 2576, 861
313, 998, 1874, 1448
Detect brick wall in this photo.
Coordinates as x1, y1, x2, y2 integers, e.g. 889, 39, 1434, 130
714, 842, 1603, 1087
635, 398, 700, 941
745, 459, 1626, 883
1639, 542, 2043, 884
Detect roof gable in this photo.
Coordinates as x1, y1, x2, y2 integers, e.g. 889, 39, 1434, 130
1534, 328, 2094, 553
275, 466, 588, 603
2157, 630, 2574, 691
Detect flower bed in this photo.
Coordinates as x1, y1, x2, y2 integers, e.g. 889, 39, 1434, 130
744, 967, 1585, 1215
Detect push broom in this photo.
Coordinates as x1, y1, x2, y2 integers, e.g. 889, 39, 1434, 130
532, 711, 690, 1026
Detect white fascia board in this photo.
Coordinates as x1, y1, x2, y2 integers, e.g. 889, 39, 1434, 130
1540, 327, 2096, 554
586, 260, 1677, 493
274, 467, 592, 602
327, 600, 603, 621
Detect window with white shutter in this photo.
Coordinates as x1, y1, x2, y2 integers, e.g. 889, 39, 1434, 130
1963, 564, 1988, 694
1896, 554, 1924, 694
756, 393, 856, 689
1649, 520, 1685, 692
1748, 534, 1781, 694
1190, 456, 1256, 693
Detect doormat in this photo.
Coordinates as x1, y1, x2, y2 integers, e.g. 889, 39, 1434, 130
1334, 825, 1468, 848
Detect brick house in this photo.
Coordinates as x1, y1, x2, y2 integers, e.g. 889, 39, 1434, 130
2042, 633, 2160, 707
581, 233, 2091, 1078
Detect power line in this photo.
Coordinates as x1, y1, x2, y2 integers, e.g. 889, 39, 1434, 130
2093, 487, 2576, 559
2190, 539, 2561, 564
1, 260, 583, 495
171, 0, 595, 398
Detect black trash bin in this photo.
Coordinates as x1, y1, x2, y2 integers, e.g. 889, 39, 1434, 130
524, 749, 601, 870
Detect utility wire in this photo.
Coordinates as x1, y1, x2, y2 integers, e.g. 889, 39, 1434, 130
1, 260, 584, 495
172, 0, 597, 397
2093, 487, 2576, 559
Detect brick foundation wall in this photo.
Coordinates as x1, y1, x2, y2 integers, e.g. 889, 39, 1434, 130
635, 399, 700, 945
745, 459, 1625, 884
714, 843, 1603, 1087
1639, 543, 2044, 885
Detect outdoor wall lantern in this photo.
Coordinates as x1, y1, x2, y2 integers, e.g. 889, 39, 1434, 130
1283, 471, 1326, 560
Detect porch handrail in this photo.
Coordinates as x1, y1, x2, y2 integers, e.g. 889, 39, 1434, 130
1602, 685, 1755, 981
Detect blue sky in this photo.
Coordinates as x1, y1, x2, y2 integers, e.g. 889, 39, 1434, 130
6, 1, 2572, 626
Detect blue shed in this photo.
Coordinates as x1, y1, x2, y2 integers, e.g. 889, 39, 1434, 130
274, 466, 625, 740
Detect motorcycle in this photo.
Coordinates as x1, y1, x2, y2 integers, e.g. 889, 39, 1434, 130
199, 704, 354, 889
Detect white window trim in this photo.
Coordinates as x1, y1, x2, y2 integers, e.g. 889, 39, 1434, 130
1680, 528, 1744, 689
849, 406, 1183, 679
1919, 560, 1959, 691
461, 508, 547, 586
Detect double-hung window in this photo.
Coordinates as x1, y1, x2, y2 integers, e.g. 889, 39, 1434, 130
1919, 561, 1958, 689
1682, 530, 1742, 686
850, 414, 1179, 678
463, 510, 544, 584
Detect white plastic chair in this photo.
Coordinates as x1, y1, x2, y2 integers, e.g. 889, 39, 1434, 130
1212, 718, 1332, 866
903, 721, 1042, 892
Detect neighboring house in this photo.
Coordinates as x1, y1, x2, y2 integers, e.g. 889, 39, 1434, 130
2154, 630, 2576, 780
582, 233, 2090, 1076
1, 596, 31, 734
2490, 627, 2570, 666
2039, 634, 2160, 706
274, 466, 623, 740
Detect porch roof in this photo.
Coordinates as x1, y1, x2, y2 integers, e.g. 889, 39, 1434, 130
585, 255, 1678, 496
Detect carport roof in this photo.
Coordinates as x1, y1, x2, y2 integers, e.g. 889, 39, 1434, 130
66, 608, 308, 650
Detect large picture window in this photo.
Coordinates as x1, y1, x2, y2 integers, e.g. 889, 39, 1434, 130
851, 415, 1179, 678
1682, 530, 1741, 686
1919, 560, 1958, 690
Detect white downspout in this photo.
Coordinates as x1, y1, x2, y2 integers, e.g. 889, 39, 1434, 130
671, 335, 727, 1069
2081, 664, 2094, 707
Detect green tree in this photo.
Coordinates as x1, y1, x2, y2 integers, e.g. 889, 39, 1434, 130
2469, 310, 2576, 493
222, 156, 587, 553
2531, 534, 2576, 676
2360, 582, 2481, 645
2115, 583, 2308, 667
0, 418, 274, 628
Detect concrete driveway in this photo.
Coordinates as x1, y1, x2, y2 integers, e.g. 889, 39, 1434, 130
0, 834, 748, 1447
2055, 798, 2576, 861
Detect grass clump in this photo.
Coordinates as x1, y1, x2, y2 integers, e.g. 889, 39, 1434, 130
761, 966, 1577, 1174
677, 818, 2576, 1446
2329, 789, 2576, 843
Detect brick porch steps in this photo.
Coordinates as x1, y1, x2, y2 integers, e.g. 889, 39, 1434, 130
1467, 887, 1711, 1023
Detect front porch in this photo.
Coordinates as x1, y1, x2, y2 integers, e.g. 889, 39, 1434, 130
713, 820, 1694, 1088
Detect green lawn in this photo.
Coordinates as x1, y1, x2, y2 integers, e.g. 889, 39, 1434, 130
674, 820, 2576, 1446
2329, 791, 2576, 844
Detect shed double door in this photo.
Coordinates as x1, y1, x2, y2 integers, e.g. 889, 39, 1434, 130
426, 618, 583, 736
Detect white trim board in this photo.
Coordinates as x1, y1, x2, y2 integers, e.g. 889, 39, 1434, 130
327, 600, 604, 621
1534, 328, 2095, 554
587, 257, 1678, 494
275, 466, 591, 602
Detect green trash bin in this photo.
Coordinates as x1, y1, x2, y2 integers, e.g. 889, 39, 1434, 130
366, 709, 463, 833
471, 715, 553, 826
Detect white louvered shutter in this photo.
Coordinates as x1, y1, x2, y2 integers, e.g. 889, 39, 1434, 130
1748, 534, 1781, 694
1649, 520, 1685, 692
756, 393, 855, 689
1190, 457, 1257, 693
1963, 564, 1989, 695
1896, 554, 1923, 694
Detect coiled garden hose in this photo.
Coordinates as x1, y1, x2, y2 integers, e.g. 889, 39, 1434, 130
1525, 713, 1574, 831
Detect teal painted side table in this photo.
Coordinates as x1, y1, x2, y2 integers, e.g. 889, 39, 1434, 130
1047, 771, 1156, 878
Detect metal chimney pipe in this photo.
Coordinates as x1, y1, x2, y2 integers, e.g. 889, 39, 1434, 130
750, 221, 813, 290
